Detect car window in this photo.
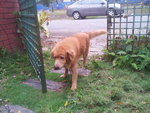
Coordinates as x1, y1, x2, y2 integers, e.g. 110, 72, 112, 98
90, 0, 106, 4
78, 0, 91, 5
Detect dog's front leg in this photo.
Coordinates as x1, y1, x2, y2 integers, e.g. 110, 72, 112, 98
60, 68, 68, 78
71, 64, 78, 91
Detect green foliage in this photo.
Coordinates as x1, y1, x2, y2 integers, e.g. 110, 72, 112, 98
38, 11, 49, 25
92, 60, 103, 69
0, 49, 68, 113
110, 88, 123, 101
123, 80, 143, 92
0, 48, 34, 80
105, 37, 150, 71
0, 50, 150, 113
38, 10, 50, 33
59, 61, 150, 113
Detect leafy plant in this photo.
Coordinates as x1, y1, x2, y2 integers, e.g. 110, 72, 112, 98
38, 10, 50, 26
104, 36, 150, 71
38, 10, 50, 37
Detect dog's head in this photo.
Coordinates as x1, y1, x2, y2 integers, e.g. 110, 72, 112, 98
51, 47, 75, 70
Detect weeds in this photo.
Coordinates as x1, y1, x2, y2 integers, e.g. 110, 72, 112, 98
0, 49, 150, 113
60, 59, 150, 113
0, 49, 68, 112
104, 36, 150, 71
0, 49, 34, 81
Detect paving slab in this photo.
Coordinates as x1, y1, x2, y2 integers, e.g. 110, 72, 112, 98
50, 68, 91, 77
23, 68, 90, 91
23, 79, 68, 92
0, 104, 34, 113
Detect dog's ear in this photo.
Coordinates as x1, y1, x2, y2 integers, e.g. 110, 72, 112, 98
66, 49, 75, 63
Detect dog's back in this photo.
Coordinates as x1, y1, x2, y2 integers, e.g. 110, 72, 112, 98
73, 30, 107, 58
52, 30, 107, 60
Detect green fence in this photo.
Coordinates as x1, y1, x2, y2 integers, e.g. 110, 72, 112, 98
18, 0, 47, 93
107, 0, 150, 50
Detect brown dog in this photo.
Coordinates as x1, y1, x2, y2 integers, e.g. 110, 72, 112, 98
51, 30, 107, 90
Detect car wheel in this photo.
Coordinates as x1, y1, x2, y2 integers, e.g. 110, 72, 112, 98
107, 9, 116, 17
73, 12, 81, 20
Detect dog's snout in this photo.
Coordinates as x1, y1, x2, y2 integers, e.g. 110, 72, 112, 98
54, 66, 60, 70
54, 60, 64, 70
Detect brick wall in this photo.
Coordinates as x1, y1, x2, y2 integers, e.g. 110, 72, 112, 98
0, 0, 23, 52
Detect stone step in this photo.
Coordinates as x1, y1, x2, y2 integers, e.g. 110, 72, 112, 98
50, 68, 91, 77
23, 79, 68, 92
0, 104, 35, 113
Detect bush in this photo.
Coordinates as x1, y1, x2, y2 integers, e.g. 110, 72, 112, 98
103, 36, 150, 71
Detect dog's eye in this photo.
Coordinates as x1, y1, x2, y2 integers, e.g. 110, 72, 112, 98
60, 56, 65, 59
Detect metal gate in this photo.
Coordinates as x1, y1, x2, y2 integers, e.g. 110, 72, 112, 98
107, 0, 150, 50
18, 0, 47, 93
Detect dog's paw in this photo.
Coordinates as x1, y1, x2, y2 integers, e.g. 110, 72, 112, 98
71, 86, 77, 91
60, 74, 66, 78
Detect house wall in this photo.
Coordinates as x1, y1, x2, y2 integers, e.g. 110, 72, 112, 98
0, 0, 23, 52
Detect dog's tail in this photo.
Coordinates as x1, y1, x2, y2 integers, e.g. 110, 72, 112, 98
87, 30, 107, 40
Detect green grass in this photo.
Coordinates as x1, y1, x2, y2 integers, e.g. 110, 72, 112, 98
0, 49, 150, 113
0, 49, 68, 113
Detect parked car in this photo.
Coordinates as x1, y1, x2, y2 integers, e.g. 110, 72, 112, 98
66, 0, 124, 19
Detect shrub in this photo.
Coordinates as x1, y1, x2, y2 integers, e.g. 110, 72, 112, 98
103, 36, 150, 71
38, 10, 50, 37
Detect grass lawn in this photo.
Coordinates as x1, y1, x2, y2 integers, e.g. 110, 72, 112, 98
0, 49, 150, 113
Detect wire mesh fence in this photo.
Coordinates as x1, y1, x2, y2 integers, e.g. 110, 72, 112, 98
107, 0, 150, 50
18, 0, 47, 93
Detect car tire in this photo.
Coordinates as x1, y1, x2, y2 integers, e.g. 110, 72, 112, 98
107, 9, 116, 17
73, 11, 81, 20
